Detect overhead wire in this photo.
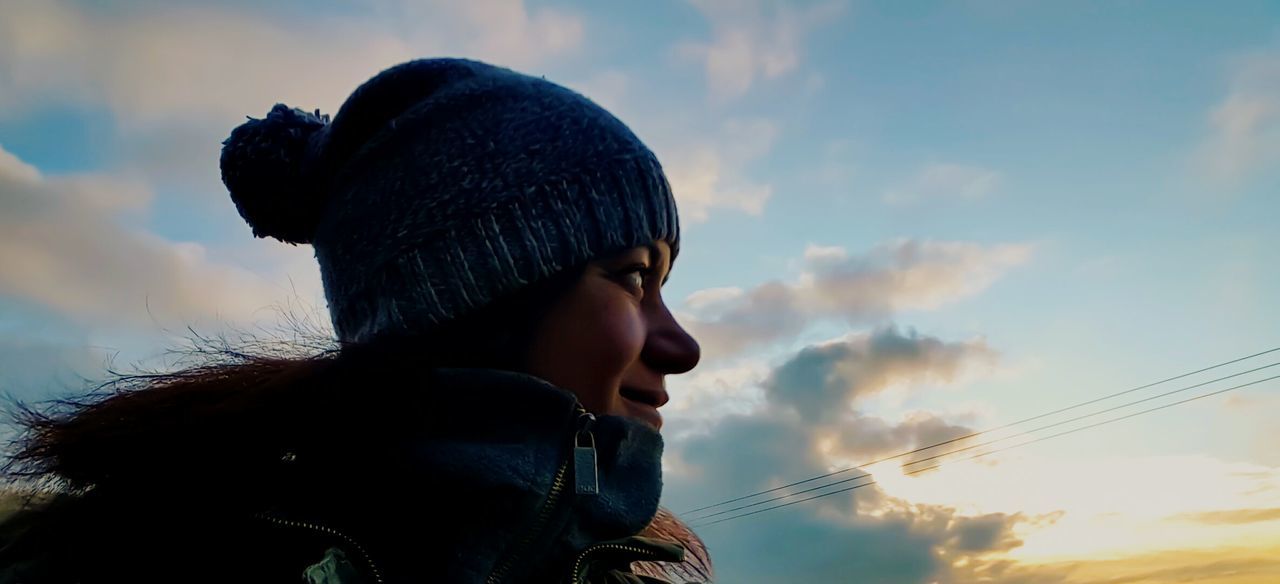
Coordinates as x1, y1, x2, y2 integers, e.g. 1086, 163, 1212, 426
899, 361, 1280, 470
690, 372, 1280, 528
680, 346, 1280, 520
688, 364, 1278, 523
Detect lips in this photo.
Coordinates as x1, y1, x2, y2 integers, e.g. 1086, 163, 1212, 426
620, 386, 668, 430
619, 386, 668, 407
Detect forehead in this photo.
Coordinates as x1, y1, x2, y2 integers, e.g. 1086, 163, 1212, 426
599, 239, 670, 257
600, 241, 670, 261
597, 242, 672, 280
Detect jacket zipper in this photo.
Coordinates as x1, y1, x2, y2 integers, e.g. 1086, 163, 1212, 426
254, 510, 385, 584
566, 543, 665, 584
486, 402, 597, 584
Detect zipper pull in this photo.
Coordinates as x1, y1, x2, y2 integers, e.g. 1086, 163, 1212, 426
574, 408, 599, 496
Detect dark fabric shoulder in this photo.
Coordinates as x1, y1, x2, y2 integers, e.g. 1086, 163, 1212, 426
0, 490, 343, 584
0, 366, 684, 583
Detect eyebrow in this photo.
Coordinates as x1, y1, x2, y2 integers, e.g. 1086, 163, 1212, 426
645, 242, 672, 286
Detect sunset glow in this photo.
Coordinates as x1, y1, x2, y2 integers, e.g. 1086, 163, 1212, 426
2, 1, 1278, 582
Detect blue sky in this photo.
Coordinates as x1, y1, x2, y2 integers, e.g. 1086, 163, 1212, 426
2, 1, 1279, 582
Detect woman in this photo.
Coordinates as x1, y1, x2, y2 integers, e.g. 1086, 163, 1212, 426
0, 58, 713, 583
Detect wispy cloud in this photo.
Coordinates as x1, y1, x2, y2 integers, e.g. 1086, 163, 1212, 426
883, 163, 1003, 206
0, 0, 586, 188
679, 239, 1032, 361
562, 69, 632, 116
660, 117, 779, 223
1020, 546, 1280, 583
1171, 507, 1280, 526
367, 0, 584, 70
560, 71, 779, 224
0, 1, 402, 125
0, 0, 584, 124
1196, 50, 1280, 187
676, 0, 846, 102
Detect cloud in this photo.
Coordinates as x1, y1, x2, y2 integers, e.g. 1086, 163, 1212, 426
1, 0, 769, 227
1023, 546, 1280, 584
0, 1, 398, 126
763, 326, 996, 422
0, 145, 319, 331
1171, 507, 1280, 526
829, 410, 979, 464
0, 0, 585, 191
1222, 392, 1280, 467
1196, 51, 1280, 186
883, 163, 1003, 205
367, 0, 584, 70
691, 496, 1031, 583
680, 239, 1032, 360
666, 327, 997, 511
559, 70, 779, 225
659, 117, 779, 223
662, 360, 772, 441
676, 0, 846, 102
562, 69, 632, 116
683, 286, 746, 312
660, 326, 1030, 583
662, 325, 1280, 581
0, 0, 583, 126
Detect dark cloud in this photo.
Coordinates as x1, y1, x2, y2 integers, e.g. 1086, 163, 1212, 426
947, 512, 1025, 553
762, 325, 996, 423
831, 411, 977, 465
670, 486, 1031, 584
690, 508, 947, 584
661, 325, 1037, 583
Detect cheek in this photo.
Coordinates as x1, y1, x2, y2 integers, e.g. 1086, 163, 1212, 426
532, 293, 646, 410
572, 295, 646, 373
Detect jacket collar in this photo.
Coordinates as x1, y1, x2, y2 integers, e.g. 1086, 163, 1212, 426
268, 366, 667, 582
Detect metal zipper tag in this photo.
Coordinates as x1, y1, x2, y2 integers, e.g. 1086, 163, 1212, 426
574, 443, 598, 495
574, 410, 599, 495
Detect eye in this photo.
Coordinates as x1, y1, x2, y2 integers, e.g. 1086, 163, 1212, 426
616, 264, 651, 294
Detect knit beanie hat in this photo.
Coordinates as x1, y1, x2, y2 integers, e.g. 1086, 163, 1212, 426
220, 58, 680, 344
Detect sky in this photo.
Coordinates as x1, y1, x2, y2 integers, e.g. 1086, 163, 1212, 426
2, 0, 1279, 582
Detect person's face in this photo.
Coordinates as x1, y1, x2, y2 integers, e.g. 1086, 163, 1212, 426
518, 240, 700, 431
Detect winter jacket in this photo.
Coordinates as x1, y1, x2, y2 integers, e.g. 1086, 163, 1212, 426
0, 366, 713, 583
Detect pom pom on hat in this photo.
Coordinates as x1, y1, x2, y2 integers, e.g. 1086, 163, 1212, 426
220, 104, 331, 245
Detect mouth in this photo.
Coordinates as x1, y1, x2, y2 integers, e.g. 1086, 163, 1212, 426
619, 386, 668, 430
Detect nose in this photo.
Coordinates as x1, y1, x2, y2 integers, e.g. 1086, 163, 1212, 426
641, 301, 701, 375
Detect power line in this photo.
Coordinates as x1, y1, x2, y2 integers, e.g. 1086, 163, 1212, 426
691, 373, 1280, 528
686, 362, 1277, 523
680, 346, 1280, 519
900, 361, 1279, 469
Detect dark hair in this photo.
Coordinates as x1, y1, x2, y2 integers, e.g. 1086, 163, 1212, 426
0, 260, 589, 495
